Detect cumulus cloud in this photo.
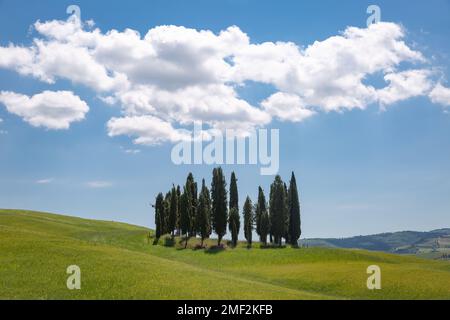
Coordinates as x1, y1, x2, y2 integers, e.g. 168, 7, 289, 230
261, 92, 315, 122
0, 45, 36, 77
231, 22, 426, 112
0, 90, 89, 129
377, 69, 434, 107
0, 16, 447, 144
107, 115, 192, 145
429, 83, 450, 107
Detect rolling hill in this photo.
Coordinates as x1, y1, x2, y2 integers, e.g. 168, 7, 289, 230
300, 229, 450, 259
1, 209, 449, 299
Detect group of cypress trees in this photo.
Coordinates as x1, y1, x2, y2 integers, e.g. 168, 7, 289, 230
153, 168, 301, 248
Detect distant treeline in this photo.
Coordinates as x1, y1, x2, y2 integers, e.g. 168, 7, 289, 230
153, 168, 301, 248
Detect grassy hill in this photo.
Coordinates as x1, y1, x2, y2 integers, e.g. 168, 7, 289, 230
1, 209, 449, 300
300, 229, 450, 259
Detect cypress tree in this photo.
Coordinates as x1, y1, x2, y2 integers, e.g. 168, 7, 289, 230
176, 185, 181, 235
283, 182, 289, 244
179, 187, 192, 248
259, 209, 270, 246
243, 196, 253, 247
228, 172, 239, 240
186, 173, 198, 237
197, 179, 212, 247
154, 170, 302, 249
229, 207, 240, 247
154, 193, 164, 241
269, 183, 274, 244
163, 191, 171, 235
168, 185, 178, 237
288, 172, 301, 246
255, 186, 266, 241
229, 172, 239, 212
211, 167, 228, 246
269, 175, 288, 246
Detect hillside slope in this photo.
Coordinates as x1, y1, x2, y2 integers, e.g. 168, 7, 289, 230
1, 209, 449, 299
300, 229, 450, 259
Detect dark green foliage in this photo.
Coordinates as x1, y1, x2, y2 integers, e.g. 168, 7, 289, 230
255, 186, 266, 239
186, 173, 198, 236
288, 172, 301, 245
229, 172, 239, 211
197, 179, 212, 246
163, 192, 171, 235
229, 207, 240, 247
179, 187, 192, 248
243, 196, 253, 247
259, 209, 270, 246
269, 175, 288, 246
154, 193, 164, 241
153, 170, 301, 250
168, 185, 178, 236
211, 167, 228, 246
283, 182, 289, 243
228, 172, 239, 237
176, 185, 181, 235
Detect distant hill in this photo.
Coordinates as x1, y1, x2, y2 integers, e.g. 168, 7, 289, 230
300, 229, 450, 259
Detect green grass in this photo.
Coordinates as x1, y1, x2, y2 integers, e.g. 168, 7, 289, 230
1, 209, 449, 300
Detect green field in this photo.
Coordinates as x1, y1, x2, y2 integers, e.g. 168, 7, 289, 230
1, 209, 449, 300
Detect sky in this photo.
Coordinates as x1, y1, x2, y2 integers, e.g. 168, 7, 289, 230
0, 0, 449, 238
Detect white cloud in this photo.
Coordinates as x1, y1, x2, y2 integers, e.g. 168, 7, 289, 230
429, 83, 450, 107
86, 181, 113, 188
0, 17, 446, 144
232, 22, 426, 112
33, 40, 128, 91
0, 45, 36, 77
36, 178, 53, 184
98, 95, 117, 105
107, 115, 192, 145
261, 92, 315, 122
0, 90, 89, 130
377, 69, 433, 107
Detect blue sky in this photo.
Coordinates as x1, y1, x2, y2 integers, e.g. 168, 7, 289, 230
0, 0, 449, 238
